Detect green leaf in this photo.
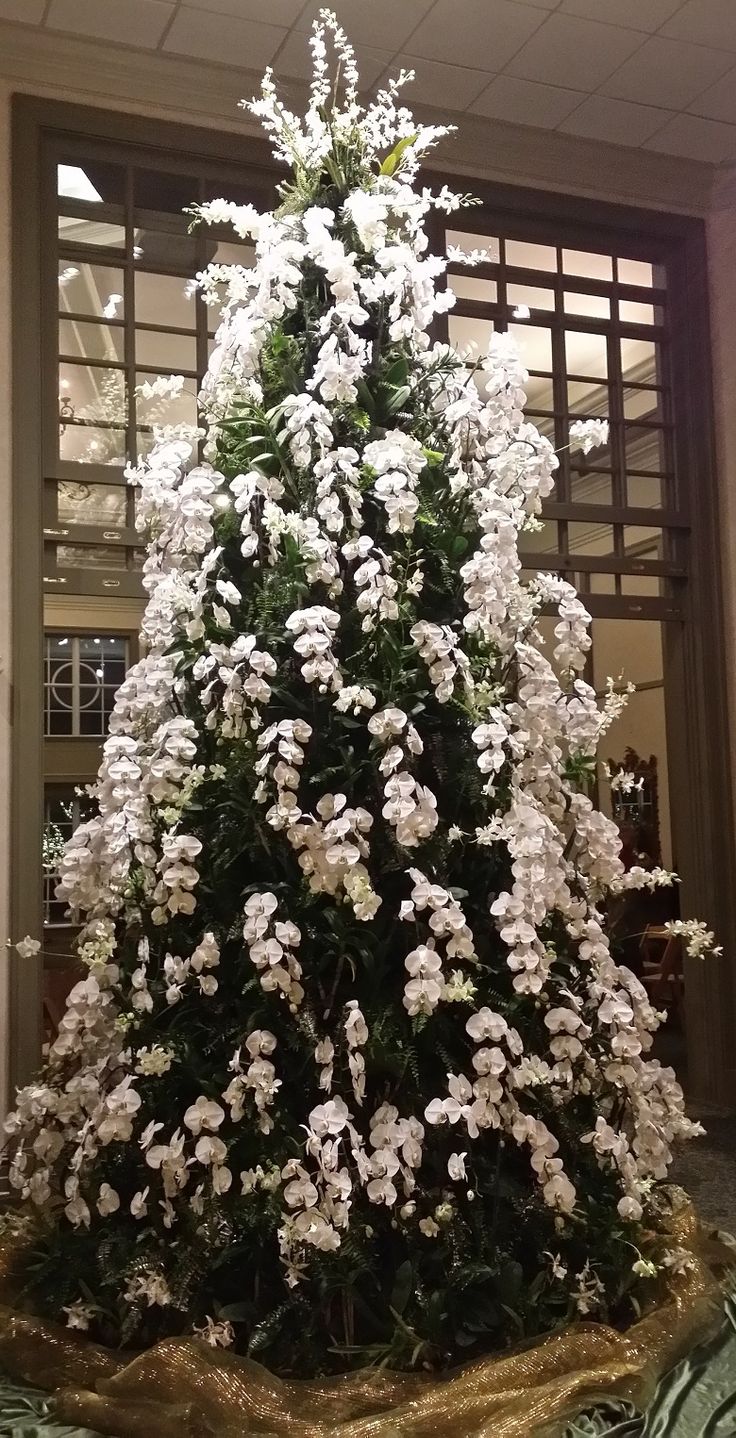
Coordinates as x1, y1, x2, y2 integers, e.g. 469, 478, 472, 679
379, 133, 418, 176
385, 385, 411, 414
384, 357, 409, 387
356, 380, 376, 417
390, 1260, 414, 1316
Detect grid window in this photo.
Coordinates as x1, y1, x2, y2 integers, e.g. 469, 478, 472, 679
444, 228, 682, 619
44, 633, 128, 737
49, 152, 270, 595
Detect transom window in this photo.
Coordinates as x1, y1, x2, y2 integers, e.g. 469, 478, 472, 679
44, 632, 128, 736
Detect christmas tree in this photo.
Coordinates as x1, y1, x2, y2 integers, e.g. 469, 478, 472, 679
6, 13, 714, 1374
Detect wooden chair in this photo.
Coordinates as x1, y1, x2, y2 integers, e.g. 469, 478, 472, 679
640, 924, 684, 1027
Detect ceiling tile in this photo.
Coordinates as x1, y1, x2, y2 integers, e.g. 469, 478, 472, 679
643, 112, 736, 162
164, 6, 286, 68
273, 28, 393, 89
559, 0, 683, 31
690, 65, 736, 124
186, 0, 305, 24
506, 12, 645, 88
408, 0, 546, 72
47, 0, 173, 46
469, 73, 582, 127
558, 94, 673, 145
662, 0, 736, 52
602, 35, 732, 110
294, 0, 435, 51
390, 55, 493, 112
0, 0, 45, 21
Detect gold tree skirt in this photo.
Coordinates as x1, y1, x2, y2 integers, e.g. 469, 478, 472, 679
0, 1201, 730, 1438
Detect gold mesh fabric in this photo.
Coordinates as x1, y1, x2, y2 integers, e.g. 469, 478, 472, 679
0, 1201, 730, 1438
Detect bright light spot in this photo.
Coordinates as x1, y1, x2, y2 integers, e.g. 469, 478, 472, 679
57, 165, 103, 203
58, 638, 69, 647
59, 379, 71, 391
214, 494, 231, 510
513, 304, 530, 320
95, 668, 104, 678
102, 293, 123, 319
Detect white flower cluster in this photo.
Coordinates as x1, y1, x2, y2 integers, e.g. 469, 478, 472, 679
4, 13, 715, 1332
569, 418, 610, 455
363, 432, 427, 534
243, 894, 305, 1010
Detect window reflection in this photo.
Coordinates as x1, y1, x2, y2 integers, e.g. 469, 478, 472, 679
57, 482, 128, 529
58, 262, 125, 319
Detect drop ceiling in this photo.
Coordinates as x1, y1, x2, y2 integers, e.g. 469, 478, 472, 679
3, 0, 736, 164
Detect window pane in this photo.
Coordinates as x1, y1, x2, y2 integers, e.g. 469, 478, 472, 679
563, 291, 610, 319
623, 386, 665, 423
621, 335, 659, 384
59, 364, 127, 465
509, 323, 552, 372
525, 374, 554, 408
57, 481, 128, 528
134, 169, 199, 215
211, 240, 256, 268
563, 248, 613, 282
625, 425, 667, 474
570, 472, 613, 506
57, 160, 124, 205
619, 299, 656, 325
448, 274, 497, 303
620, 573, 663, 596
626, 474, 664, 509
58, 215, 125, 249
60, 425, 127, 466
589, 572, 616, 594
135, 270, 196, 329
568, 379, 609, 415
505, 239, 557, 272
567, 520, 615, 554
136, 373, 198, 427
507, 282, 554, 313
448, 314, 494, 358
518, 520, 558, 554
618, 258, 654, 287
58, 262, 125, 318
623, 526, 662, 555
566, 330, 608, 378
446, 230, 500, 263
59, 319, 124, 363
57, 545, 128, 570
135, 329, 198, 370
